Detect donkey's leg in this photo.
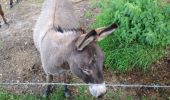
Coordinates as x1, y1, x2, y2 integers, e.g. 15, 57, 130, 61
58, 73, 71, 97
0, 4, 8, 25
10, 0, 13, 8
43, 74, 53, 97
63, 72, 71, 98
64, 85, 71, 97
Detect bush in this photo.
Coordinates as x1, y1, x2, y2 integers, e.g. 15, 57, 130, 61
93, 0, 170, 72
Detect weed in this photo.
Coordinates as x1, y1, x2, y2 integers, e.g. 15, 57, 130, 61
84, 11, 93, 19
75, 86, 93, 100
92, 0, 170, 72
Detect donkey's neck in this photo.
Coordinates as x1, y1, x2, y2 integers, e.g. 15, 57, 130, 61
54, 0, 80, 29
42, 0, 80, 30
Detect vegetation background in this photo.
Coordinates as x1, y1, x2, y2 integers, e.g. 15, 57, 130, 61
93, 0, 170, 72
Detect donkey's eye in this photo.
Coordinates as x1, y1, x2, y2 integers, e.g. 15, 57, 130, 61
89, 59, 93, 64
89, 58, 96, 64
82, 69, 92, 75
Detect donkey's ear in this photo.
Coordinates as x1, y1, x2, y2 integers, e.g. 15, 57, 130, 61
76, 23, 118, 51
95, 23, 118, 41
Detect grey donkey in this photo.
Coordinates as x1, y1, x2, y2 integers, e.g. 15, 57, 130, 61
33, 0, 118, 98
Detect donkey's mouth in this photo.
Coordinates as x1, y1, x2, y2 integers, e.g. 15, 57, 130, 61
88, 83, 106, 98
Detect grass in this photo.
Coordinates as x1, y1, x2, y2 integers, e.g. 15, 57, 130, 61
0, 86, 163, 100
0, 86, 92, 100
0, 87, 133, 100
84, 11, 93, 19
0, 86, 65, 100
74, 86, 93, 100
0, 86, 157, 100
0, 91, 41, 100
92, 0, 170, 72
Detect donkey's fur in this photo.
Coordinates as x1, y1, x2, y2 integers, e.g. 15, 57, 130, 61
34, 0, 80, 51
34, 0, 83, 75
34, 0, 118, 98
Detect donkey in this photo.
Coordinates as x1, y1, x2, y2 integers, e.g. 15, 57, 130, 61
33, 0, 118, 98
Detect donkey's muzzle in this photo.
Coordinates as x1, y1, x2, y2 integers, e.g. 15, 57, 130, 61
88, 83, 106, 98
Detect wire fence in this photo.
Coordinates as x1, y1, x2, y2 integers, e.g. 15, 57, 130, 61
0, 82, 170, 89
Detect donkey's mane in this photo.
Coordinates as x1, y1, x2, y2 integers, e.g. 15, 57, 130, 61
34, 0, 81, 50
54, 26, 85, 33
34, 0, 80, 37
53, 0, 80, 30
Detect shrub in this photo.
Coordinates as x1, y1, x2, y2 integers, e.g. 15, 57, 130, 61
93, 0, 170, 72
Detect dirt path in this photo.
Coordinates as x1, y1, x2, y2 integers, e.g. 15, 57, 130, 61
0, 1, 44, 94
0, 0, 170, 99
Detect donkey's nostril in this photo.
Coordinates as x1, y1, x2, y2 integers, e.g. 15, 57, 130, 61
98, 94, 104, 98
97, 90, 107, 98
97, 93, 105, 98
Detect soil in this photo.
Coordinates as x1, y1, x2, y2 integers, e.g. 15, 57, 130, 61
0, 0, 170, 99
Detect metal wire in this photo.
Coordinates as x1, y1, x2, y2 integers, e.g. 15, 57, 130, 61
0, 82, 170, 88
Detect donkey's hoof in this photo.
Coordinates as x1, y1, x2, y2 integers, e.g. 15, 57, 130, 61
43, 92, 49, 98
0, 23, 9, 29
64, 91, 71, 98
43, 91, 51, 98
43, 87, 53, 98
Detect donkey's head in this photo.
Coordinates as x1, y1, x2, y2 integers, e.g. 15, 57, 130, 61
68, 23, 118, 98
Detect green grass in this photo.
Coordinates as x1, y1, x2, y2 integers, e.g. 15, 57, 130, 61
0, 91, 41, 100
0, 86, 92, 100
75, 86, 93, 100
84, 11, 93, 19
0, 86, 64, 100
92, 0, 170, 72
0, 87, 127, 100
48, 86, 65, 100
0, 87, 163, 100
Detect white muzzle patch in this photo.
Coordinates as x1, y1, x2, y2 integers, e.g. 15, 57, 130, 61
88, 83, 106, 98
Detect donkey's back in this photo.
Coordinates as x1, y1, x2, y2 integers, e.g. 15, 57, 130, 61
34, 0, 80, 51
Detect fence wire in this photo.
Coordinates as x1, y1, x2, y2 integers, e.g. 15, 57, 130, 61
0, 83, 170, 89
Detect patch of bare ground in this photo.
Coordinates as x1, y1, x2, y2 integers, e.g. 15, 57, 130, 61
113, 56, 170, 99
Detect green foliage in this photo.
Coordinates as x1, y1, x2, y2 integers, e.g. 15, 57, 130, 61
93, 0, 170, 72
75, 86, 93, 100
49, 86, 65, 100
0, 87, 160, 100
0, 91, 42, 100
0, 86, 64, 100
84, 11, 93, 19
